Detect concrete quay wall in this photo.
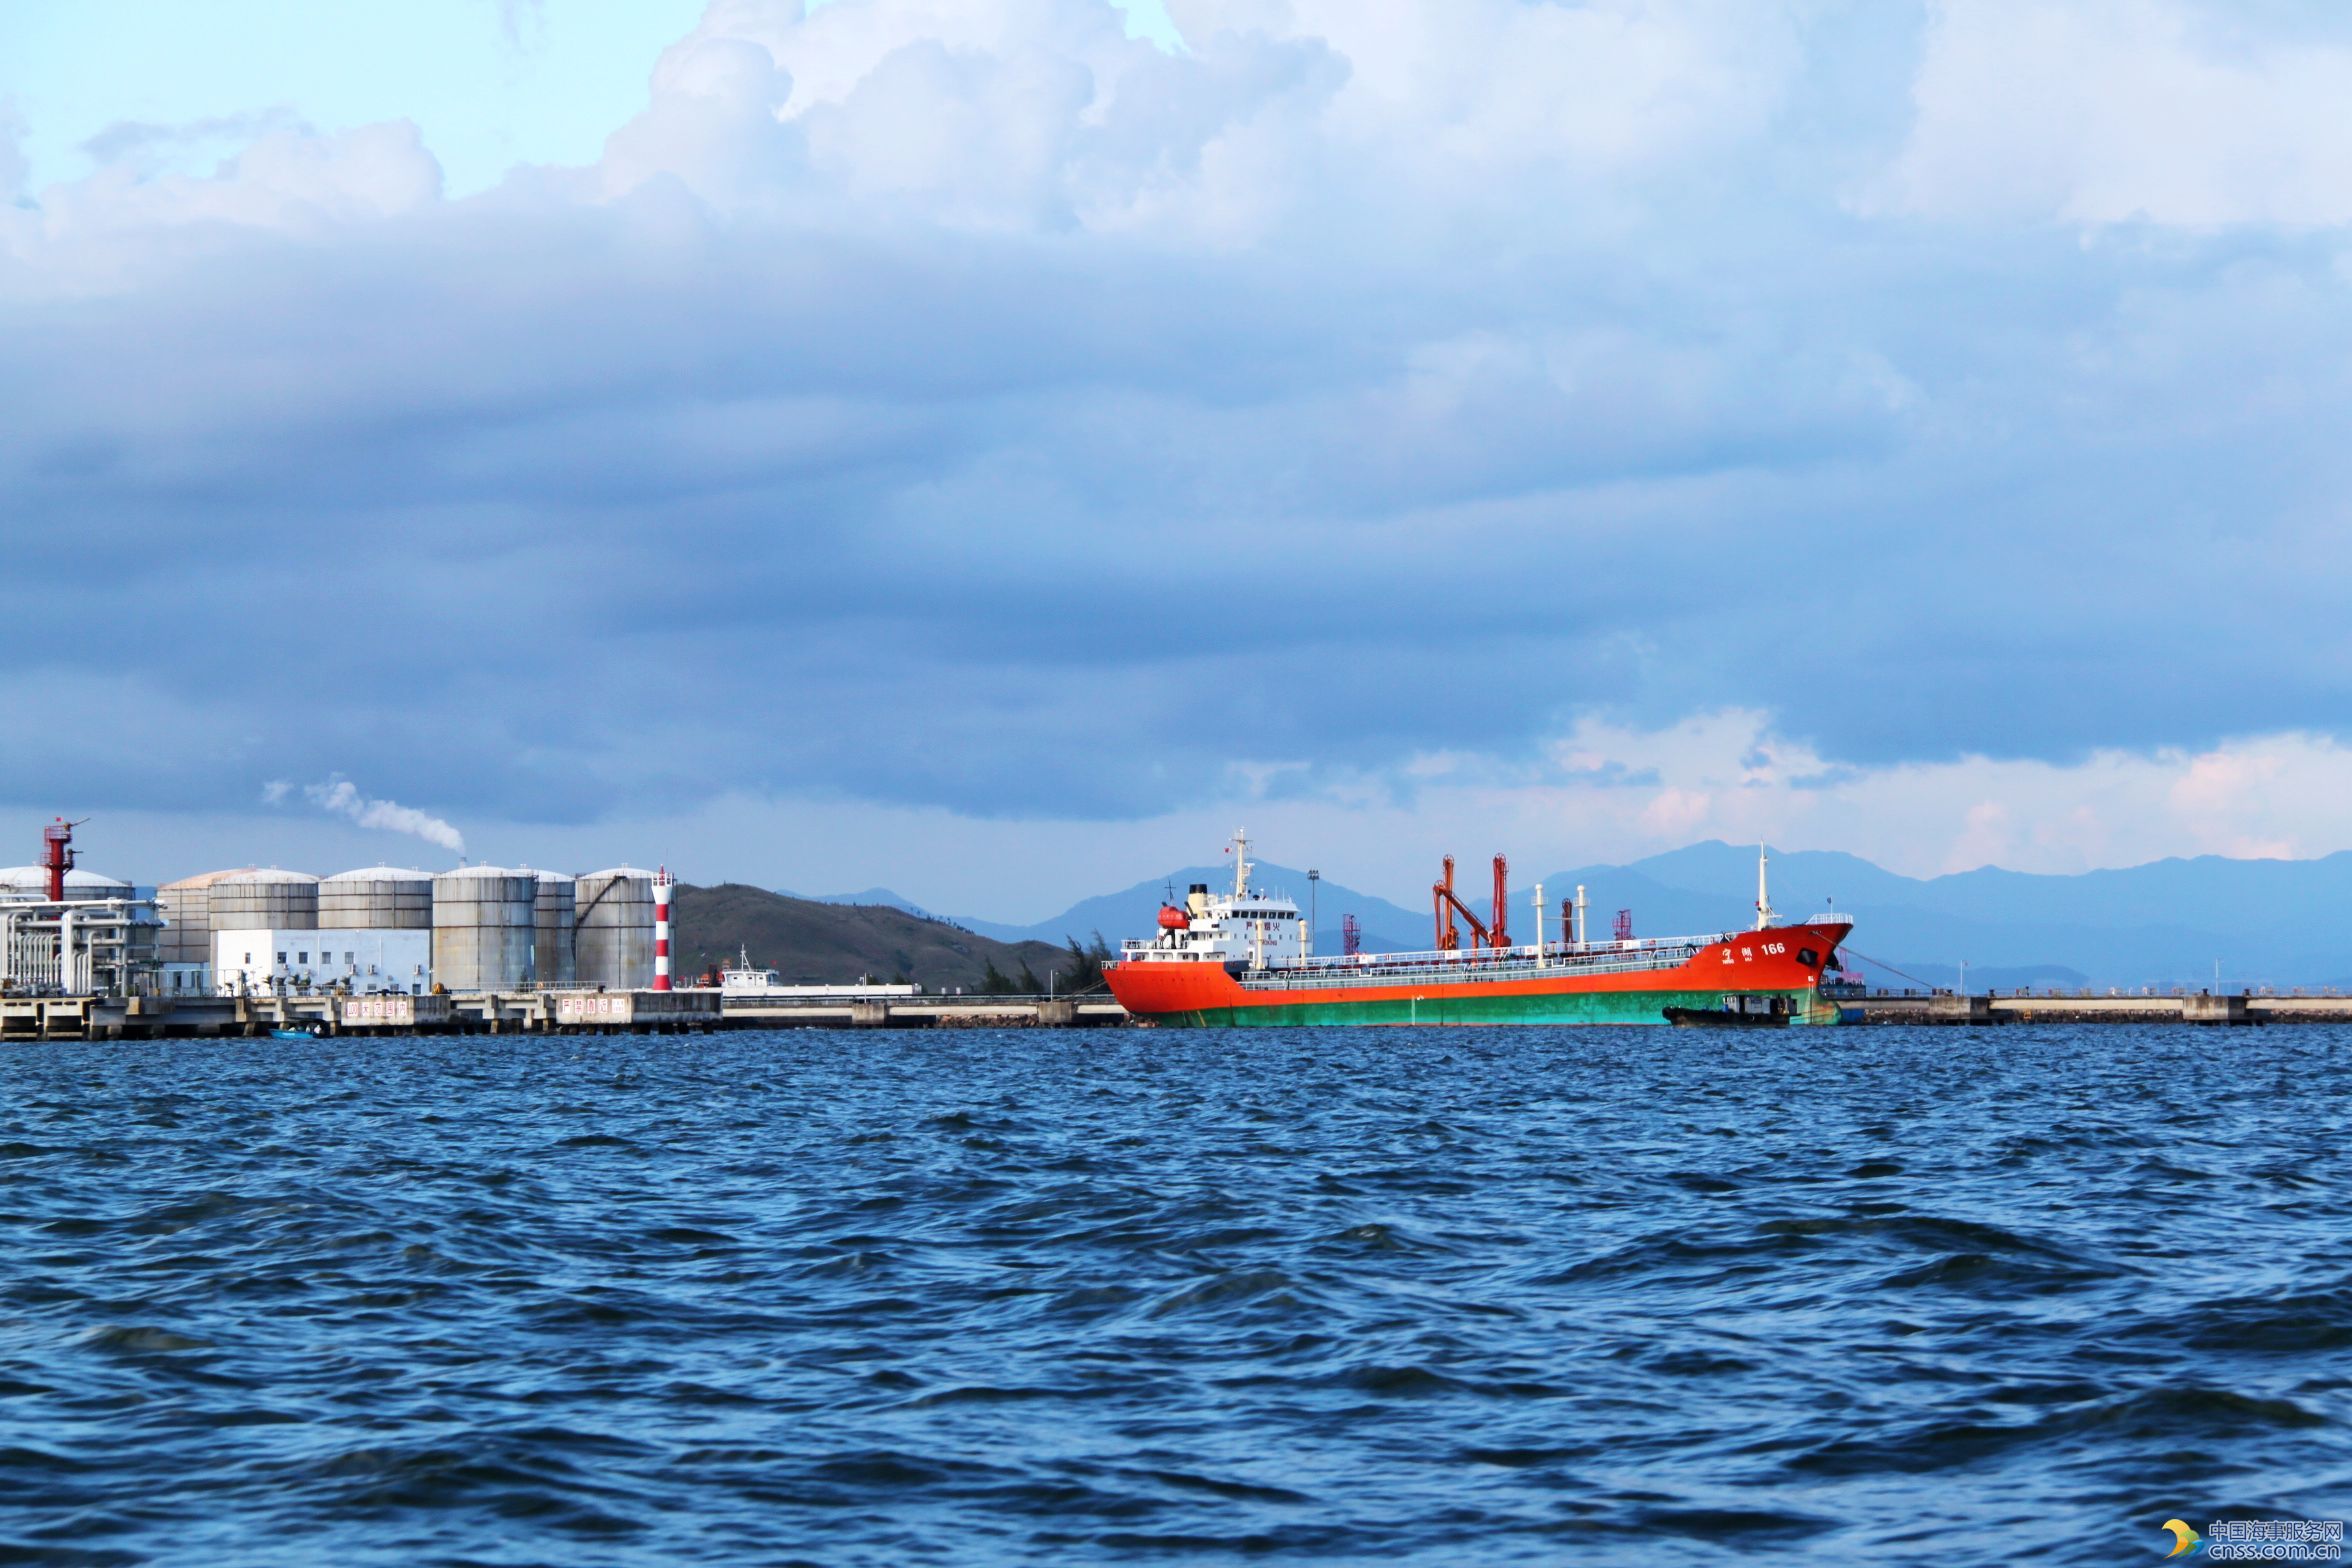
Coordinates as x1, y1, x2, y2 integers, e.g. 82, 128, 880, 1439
1847, 992, 2335, 1025
0, 991, 1133, 1040
1, 990, 727, 1041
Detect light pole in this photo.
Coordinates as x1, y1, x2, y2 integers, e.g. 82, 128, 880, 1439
1308, 869, 1320, 959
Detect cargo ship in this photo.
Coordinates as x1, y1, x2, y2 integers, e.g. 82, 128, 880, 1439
1103, 832, 1852, 1027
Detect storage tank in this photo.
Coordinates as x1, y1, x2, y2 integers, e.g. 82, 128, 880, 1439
431, 867, 536, 992
210, 869, 319, 931
575, 867, 654, 990
156, 868, 257, 965
0, 866, 135, 903
320, 867, 433, 930
531, 870, 577, 986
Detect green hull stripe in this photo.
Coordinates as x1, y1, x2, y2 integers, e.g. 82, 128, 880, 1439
1159, 987, 1841, 1028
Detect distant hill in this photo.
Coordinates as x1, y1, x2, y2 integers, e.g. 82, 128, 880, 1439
671, 884, 1084, 993
948, 861, 1432, 955
924, 840, 2352, 990
783, 886, 940, 919
1538, 842, 2352, 990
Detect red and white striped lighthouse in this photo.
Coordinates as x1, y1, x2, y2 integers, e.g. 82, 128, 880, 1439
652, 866, 673, 992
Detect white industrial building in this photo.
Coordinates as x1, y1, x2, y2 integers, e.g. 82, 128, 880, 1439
212, 927, 431, 996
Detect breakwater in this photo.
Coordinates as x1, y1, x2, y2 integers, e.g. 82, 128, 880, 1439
1845, 991, 2351, 1025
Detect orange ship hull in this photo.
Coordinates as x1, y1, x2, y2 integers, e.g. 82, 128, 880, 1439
1105, 922, 1851, 1027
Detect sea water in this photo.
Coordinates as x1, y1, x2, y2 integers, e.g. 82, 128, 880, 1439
1, 1026, 2345, 1565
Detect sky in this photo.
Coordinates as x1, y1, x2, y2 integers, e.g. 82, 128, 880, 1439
6, 0, 2352, 921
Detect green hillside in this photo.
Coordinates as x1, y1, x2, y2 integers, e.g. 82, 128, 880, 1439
669, 884, 1102, 994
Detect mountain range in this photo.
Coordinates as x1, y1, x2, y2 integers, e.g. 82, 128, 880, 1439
796, 841, 2352, 990
671, 885, 1076, 993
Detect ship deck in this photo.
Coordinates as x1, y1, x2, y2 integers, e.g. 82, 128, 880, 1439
1234, 935, 1730, 991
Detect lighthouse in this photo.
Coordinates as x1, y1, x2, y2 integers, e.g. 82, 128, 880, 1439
652, 866, 673, 992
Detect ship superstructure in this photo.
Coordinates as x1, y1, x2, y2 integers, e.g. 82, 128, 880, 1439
1106, 831, 1852, 1027
1136, 830, 1308, 972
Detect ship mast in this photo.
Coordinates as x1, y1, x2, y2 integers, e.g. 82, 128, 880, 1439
1231, 827, 1251, 898
1754, 844, 1776, 931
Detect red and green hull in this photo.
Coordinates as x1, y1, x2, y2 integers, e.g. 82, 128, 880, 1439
1106, 922, 1850, 1028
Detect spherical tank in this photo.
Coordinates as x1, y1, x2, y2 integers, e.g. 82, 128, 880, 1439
1, 869, 134, 907
574, 867, 655, 990
431, 867, 537, 992
0, 866, 135, 903
531, 871, 577, 986
211, 869, 320, 932
156, 868, 257, 965
320, 867, 433, 930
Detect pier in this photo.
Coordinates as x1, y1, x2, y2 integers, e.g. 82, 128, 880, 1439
2, 990, 730, 1040
723, 996, 1131, 1029
0, 990, 1133, 1040
12, 988, 2349, 1039
1841, 990, 2345, 1025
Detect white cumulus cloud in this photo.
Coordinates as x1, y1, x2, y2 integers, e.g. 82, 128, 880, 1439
1870, 0, 2352, 227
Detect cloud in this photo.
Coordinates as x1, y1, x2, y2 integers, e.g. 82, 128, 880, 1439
0, 101, 26, 204
1870, 0, 2352, 226
78, 110, 310, 170
4, 0, 2352, 883
280, 777, 466, 854
493, 0, 546, 51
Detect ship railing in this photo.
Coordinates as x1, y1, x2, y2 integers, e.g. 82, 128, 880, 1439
1295, 933, 1737, 971
1241, 940, 1725, 990
1804, 912, 1856, 927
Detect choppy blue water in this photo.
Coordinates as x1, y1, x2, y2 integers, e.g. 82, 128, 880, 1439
1, 1026, 2346, 1565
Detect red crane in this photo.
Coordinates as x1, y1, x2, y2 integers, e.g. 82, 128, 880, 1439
1341, 914, 1361, 957
1433, 854, 1513, 953
1614, 908, 1634, 942
1432, 855, 1491, 951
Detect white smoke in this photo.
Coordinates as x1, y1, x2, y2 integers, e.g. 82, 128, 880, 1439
271, 775, 466, 854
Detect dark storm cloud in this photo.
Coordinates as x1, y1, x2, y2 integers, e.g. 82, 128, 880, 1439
6, 0, 2352, 829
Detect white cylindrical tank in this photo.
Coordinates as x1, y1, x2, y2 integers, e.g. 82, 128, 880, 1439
574, 867, 654, 990
431, 867, 536, 992
320, 867, 434, 930
212, 869, 320, 931
531, 871, 577, 986
155, 868, 257, 965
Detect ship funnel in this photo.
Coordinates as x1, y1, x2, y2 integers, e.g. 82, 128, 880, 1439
1186, 882, 1209, 919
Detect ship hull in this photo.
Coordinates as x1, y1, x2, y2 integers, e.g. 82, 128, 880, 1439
1106, 922, 1850, 1028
